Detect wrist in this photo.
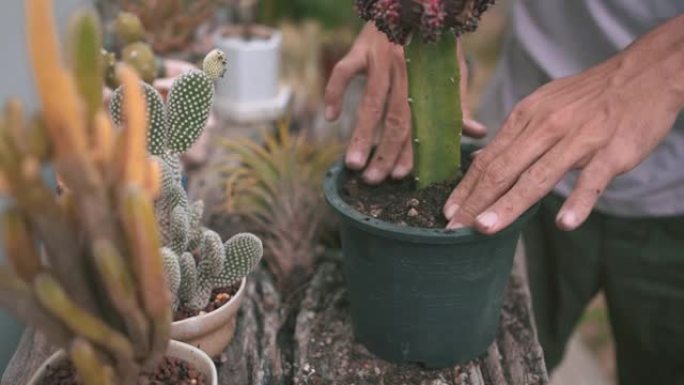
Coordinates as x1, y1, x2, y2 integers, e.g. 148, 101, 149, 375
615, 15, 684, 111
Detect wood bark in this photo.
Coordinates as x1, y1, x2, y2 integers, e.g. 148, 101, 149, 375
3, 249, 548, 385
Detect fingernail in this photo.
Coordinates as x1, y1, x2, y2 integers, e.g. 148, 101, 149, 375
325, 106, 335, 121
447, 221, 465, 230
346, 152, 365, 169
476, 212, 499, 230
444, 204, 459, 219
363, 168, 383, 184
557, 210, 578, 230
391, 166, 410, 179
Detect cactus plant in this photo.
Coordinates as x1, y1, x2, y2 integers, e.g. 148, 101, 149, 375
0, 1, 171, 384
356, 0, 495, 188
109, 49, 263, 312
104, 12, 159, 85
118, 0, 228, 55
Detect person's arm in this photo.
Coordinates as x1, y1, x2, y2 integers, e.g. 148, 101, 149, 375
445, 13, 684, 233
324, 23, 486, 184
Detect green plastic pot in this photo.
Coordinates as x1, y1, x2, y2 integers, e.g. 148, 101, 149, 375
323, 147, 538, 368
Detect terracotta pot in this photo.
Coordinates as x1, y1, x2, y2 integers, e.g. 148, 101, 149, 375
27, 340, 218, 385
171, 278, 246, 357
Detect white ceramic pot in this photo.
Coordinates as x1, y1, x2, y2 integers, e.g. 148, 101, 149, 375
27, 340, 218, 385
171, 278, 247, 358
214, 26, 281, 104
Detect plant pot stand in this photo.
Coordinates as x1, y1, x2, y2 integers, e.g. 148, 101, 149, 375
2, 250, 548, 385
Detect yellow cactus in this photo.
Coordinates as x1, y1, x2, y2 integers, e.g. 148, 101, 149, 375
0, 1, 172, 384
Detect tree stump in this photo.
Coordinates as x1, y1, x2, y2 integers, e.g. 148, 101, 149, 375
2, 248, 548, 385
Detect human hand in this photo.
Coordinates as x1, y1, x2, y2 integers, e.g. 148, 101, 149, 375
444, 21, 684, 233
324, 23, 486, 184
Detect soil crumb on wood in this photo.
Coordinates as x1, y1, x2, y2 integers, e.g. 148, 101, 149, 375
173, 282, 241, 321
341, 173, 457, 229
39, 356, 207, 385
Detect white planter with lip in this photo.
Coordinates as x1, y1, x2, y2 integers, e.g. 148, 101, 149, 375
213, 25, 291, 123
171, 278, 247, 358
27, 340, 218, 385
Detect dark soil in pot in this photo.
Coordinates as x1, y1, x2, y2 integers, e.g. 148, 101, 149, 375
342, 174, 456, 228
173, 282, 241, 321
38, 356, 207, 385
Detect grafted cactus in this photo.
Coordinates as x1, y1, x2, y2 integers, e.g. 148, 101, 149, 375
109, 48, 262, 312
109, 49, 227, 155
355, 0, 495, 188
355, 0, 495, 44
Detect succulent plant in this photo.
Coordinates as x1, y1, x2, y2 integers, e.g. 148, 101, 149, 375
355, 0, 495, 188
0, 2, 170, 384
114, 11, 145, 44
219, 121, 342, 292
109, 49, 262, 312
109, 48, 227, 155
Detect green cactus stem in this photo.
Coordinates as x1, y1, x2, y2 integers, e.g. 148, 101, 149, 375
405, 33, 462, 188
122, 41, 157, 84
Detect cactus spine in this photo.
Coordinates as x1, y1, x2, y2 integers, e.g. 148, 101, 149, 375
356, 0, 495, 188
109, 49, 262, 312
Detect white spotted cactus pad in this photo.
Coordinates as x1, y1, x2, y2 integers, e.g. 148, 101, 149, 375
109, 81, 167, 155
166, 70, 214, 153
108, 50, 227, 156
154, 152, 263, 311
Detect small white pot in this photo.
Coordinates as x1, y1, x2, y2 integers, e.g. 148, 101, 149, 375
171, 278, 247, 358
27, 340, 218, 385
214, 25, 282, 104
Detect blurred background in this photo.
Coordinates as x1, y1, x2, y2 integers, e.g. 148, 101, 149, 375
0, 1, 615, 383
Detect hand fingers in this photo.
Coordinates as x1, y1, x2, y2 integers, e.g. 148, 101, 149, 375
324, 51, 366, 121
446, 126, 563, 227
465, 137, 587, 234
345, 53, 392, 170
443, 104, 534, 220
555, 155, 615, 231
463, 118, 487, 138
391, 139, 413, 179
364, 48, 410, 183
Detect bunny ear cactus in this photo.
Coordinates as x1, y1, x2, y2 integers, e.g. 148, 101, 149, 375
156, 153, 263, 311
356, 0, 495, 188
110, 47, 261, 312
109, 49, 227, 156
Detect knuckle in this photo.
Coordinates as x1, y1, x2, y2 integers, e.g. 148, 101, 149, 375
521, 162, 552, 187
482, 160, 510, 187
470, 156, 488, 175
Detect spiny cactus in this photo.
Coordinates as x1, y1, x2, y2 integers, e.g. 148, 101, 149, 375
109, 48, 261, 312
355, 0, 495, 188
109, 49, 227, 155
0, 2, 170, 384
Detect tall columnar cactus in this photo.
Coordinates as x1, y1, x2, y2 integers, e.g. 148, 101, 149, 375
109, 49, 262, 312
356, 0, 495, 188
0, 2, 171, 384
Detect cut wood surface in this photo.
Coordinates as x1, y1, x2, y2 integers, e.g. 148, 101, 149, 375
2, 249, 548, 385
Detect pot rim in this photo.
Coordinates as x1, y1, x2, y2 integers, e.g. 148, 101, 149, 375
27, 340, 218, 385
171, 277, 246, 329
213, 25, 282, 50
324, 162, 539, 245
